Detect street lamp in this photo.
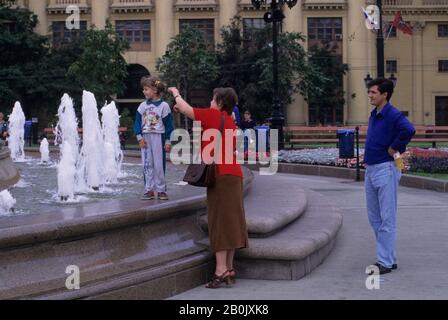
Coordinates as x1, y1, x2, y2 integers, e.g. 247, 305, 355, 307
364, 73, 398, 89
251, 0, 298, 150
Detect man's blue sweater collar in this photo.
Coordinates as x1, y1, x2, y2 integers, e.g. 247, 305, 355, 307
371, 102, 392, 118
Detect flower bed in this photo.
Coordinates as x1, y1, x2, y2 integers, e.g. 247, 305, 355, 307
279, 147, 448, 174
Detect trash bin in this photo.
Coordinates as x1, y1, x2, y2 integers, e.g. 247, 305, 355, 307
24, 120, 32, 146
337, 129, 355, 159
255, 125, 270, 153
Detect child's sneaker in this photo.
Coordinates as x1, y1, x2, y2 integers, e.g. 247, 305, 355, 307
141, 191, 155, 200
158, 192, 169, 200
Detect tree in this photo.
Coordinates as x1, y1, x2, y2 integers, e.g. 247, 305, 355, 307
216, 17, 328, 123
308, 41, 348, 125
156, 26, 219, 128
67, 21, 129, 104
0, 4, 83, 126
0, 4, 49, 115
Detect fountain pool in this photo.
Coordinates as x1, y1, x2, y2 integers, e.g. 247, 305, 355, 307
4, 155, 188, 216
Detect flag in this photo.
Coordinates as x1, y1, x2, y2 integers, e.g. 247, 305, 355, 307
362, 6, 378, 30
392, 11, 413, 35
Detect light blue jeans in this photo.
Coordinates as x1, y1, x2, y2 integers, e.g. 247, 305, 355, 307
365, 161, 402, 268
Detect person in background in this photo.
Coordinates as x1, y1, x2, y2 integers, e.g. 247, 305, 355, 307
232, 104, 241, 128
0, 112, 9, 143
240, 111, 256, 131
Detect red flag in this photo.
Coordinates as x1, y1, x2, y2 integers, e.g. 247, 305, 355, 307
392, 11, 413, 35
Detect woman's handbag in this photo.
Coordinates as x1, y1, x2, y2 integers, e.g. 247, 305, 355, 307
183, 115, 225, 188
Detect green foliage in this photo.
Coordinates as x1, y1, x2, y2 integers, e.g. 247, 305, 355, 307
308, 41, 349, 125
215, 17, 328, 123
119, 107, 134, 130
156, 26, 219, 100
0, 5, 50, 112
67, 21, 130, 104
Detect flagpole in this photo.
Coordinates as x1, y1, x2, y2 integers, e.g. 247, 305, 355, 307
377, 0, 385, 78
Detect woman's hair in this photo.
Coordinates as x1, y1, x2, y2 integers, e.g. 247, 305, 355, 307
140, 76, 167, 96
213, 87, 238, 116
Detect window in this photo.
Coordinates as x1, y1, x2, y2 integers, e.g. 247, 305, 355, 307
386, 60, 398, 73
52, 21, 87, 47
116, 20, 151, 51
308, 18, 342, 42
438, 24, 448, 37
243, 18, 266, 42
439, 60, 448, 72
179, 19, 215, 48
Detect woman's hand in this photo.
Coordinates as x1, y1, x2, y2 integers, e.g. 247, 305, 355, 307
165, 144, 172, 153
168, 87, 180, 97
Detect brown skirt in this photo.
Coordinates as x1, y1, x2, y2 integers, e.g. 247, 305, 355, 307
206, 174, 249, 252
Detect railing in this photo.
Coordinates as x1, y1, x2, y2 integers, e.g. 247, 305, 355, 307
111, 0, 153, 6
383, 0, 448, 6
174, 0, 218, 11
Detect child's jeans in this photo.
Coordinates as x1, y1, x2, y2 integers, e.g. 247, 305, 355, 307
141, 133, 166, 193
365, 161, 402, 268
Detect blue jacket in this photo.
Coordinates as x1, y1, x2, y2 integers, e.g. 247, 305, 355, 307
364, 102, 415, 165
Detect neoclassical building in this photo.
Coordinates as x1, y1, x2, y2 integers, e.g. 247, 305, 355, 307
6, 0, 448, 126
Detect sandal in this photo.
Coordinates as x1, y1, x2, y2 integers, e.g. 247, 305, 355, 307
227, 269, 236, 285
205, 270, 230, 289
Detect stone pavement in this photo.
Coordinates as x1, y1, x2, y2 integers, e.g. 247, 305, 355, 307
171, 172, 448, 300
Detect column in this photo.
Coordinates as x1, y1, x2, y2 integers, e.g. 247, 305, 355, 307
347, 0, 370, 125
91, 0, 109, 29
284, 1, 306, 124
28, 0, 48, 36
219, 0, 238, 31
411, 22, 424, 125
155, 0, 175, 59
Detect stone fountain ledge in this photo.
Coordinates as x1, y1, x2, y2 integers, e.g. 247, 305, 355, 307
0, 155, 254, 250
0, 146, 20, 192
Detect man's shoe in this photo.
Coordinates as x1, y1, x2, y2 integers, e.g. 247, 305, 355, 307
372, 263, 392, 275
374, 262, 398, 270
158, 192, 169, 200
141, 191, 155, 200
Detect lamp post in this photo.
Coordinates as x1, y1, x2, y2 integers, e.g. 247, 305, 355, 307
251, 0, 298, 150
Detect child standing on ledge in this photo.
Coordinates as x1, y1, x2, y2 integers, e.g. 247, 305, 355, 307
134, 76, 174, 201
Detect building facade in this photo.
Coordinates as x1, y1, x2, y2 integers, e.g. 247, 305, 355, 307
7, 0, 448, 126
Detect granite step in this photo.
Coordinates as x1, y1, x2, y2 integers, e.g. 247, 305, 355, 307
199, 174, 308, 237
197, 173, 343, 281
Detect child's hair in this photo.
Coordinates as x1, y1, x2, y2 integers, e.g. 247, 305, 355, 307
140, 76, 167, 96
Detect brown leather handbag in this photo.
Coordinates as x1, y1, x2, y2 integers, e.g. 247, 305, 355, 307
183, 115, 224, 188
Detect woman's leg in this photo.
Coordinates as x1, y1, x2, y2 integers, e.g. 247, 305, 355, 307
215, 250, 228, 275
226, 250, 235, 271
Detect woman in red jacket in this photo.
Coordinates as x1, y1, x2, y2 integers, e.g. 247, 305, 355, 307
168, 87, 249, 289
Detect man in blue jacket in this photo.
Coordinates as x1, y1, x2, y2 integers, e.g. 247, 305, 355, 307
364, 78, 415, 275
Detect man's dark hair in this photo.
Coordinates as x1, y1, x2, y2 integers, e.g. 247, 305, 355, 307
367, 78, 394, 101
213, 88, 238, 116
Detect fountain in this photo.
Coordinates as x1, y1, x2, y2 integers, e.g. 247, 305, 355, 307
55, 94, 79, 201
7, 102, 25, 162
101, 101, 123, 183
39, 138, 50, 163
77, 91, 103, 191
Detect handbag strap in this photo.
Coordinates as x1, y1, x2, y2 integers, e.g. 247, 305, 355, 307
211, 114, 225, 164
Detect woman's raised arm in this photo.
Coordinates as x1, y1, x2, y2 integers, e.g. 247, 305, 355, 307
168, 87, 195, 120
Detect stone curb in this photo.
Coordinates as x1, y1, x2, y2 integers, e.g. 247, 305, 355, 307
247, 163, 448, 193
